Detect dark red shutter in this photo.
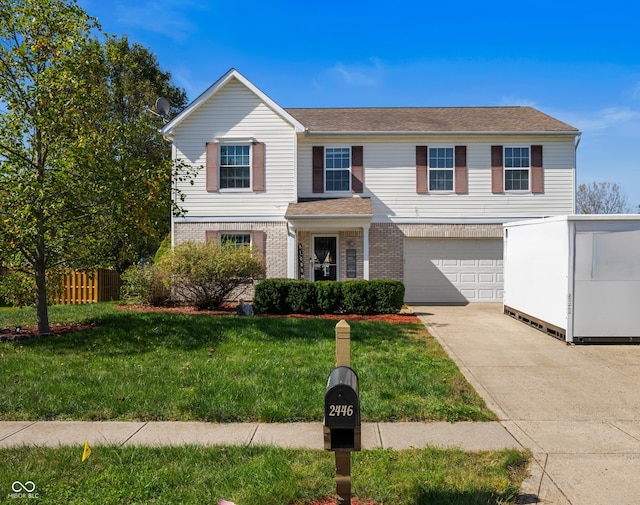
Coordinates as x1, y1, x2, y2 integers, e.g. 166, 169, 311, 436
206, 142, 219, 191
252, 142, 265, 191
351, 146, 363, 193
491, 145, 503, 194
531, 145, 543, 194
251, 230, 265, 257
205, 230, 218, 242
416, 146, 428, 194
312, 146, 324, 193
454, 145, 467, 194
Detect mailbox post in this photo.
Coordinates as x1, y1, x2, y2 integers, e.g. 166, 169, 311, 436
324, 320, 360, 505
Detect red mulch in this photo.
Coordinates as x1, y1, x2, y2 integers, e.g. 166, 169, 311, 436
0, 323, 96, 341
293, 498, 381, 505
118, 304, 419, 325
0, 305, 418, 340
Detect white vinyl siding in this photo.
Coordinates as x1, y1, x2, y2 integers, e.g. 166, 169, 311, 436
172, 79, 297, 218
297, 135, 575, 220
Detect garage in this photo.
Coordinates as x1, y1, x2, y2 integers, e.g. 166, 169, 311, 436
404, 239, 504, 304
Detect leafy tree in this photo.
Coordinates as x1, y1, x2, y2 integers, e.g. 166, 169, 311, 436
0, 0, 192, 333
576, 181, 631, 214
89, 36, 189, 272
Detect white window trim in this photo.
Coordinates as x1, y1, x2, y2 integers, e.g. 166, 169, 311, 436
219, 143, 252, 192
324, 146, 352, 193
503, 145, 531, 193
428, 146, 455, 193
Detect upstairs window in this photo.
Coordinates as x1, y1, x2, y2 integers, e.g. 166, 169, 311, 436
325, 147, 351, 192
220, 145, 250, 189
429, 147, 454, 191
504, 147, 530, 191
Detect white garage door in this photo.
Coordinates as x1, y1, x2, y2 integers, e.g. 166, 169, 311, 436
404, 239, 503, 303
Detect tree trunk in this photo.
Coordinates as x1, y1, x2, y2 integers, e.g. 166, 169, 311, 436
35, 213, 50, 335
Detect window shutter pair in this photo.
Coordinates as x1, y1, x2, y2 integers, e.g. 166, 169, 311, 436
205, 142, 265, 191
491, 145, 543, 194
415, 146, 467, 194
205, 230, 265, 257
312, 146, 364, 194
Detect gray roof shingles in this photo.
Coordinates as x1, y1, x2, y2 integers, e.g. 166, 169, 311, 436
285, 198, 372, 217
285, 106, 578, 133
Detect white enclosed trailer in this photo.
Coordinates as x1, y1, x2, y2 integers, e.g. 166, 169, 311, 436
503, 215, 640, 343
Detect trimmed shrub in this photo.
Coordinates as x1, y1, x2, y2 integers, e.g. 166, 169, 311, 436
369, 279, 405, 314
341, 280, 372, 315
253, 278, 291, 314
253, 279, 404, 315
316, 281, 343, 314
286, 280, 318, 314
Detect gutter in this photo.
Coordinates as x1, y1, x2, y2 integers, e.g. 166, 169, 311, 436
302, 130, 580, 136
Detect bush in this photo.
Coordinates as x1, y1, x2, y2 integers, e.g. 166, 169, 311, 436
253, 278, 291, 314
286, 280, 318, 314
0, 268, 63, 308
169, 241, 266, 310
254, 279, 404, 315
369, 280, 405, 314
120, 262, 171, 306
315, 281, 343, 314
341, 280, 372, 314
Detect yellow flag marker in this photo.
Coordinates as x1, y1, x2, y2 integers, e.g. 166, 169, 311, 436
82, 440, 91, 462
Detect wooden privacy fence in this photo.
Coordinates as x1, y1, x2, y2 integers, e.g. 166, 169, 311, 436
56, 269, 121, 305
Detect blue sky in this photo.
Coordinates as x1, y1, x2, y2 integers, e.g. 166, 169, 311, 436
80, 0, 640, 209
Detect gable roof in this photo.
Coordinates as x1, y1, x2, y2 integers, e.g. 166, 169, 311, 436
286, 106, 579, 135
161, 68, 305, 138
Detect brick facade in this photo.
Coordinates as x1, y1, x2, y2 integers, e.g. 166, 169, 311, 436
174, 221, 288, 278
175, 220, 503, 299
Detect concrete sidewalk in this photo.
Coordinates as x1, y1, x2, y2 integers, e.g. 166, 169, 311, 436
414, 304, 640, 505
0, 420, 519, 452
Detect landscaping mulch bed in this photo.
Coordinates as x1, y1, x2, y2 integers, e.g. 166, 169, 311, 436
0, 305, 419, 340
293, 498, 380, 505
0, 323, 96, 341
119, 304, 420, 325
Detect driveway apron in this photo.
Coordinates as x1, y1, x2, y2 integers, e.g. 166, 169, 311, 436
413, 303, 640, 505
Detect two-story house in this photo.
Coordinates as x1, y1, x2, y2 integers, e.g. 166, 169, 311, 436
161, 69, 580, 304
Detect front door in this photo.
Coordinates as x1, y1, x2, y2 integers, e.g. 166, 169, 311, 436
313, 236, 337, 281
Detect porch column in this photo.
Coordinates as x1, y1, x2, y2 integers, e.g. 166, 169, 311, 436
363, 224, 370, 280
287, 223, 296, 279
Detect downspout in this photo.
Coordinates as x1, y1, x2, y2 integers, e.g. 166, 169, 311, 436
573, 134, 582, 214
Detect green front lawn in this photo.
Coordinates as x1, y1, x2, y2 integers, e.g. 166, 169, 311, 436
0, 303, 494, 422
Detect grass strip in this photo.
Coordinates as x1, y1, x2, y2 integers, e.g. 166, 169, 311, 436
0, 445, 529, 504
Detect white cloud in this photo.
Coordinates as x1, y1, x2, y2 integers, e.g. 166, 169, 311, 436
568, 107, 640, 134
111, 1, 209, 42
323, 58, 385, 88
499, 96, 537, 107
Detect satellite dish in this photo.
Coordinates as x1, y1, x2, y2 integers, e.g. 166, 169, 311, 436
154, 97, 171, 117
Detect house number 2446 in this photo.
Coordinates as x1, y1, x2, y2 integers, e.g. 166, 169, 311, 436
328, 404, 354, 416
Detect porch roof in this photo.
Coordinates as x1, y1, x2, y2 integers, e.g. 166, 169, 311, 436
285, 198, 372, 219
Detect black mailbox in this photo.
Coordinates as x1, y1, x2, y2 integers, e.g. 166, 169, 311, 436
323, 366, 361, 451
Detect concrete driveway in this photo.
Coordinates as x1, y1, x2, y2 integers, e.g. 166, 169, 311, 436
412, 303, 640, 505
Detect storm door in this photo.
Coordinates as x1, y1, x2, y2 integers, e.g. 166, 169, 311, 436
313, 236, 338, 281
